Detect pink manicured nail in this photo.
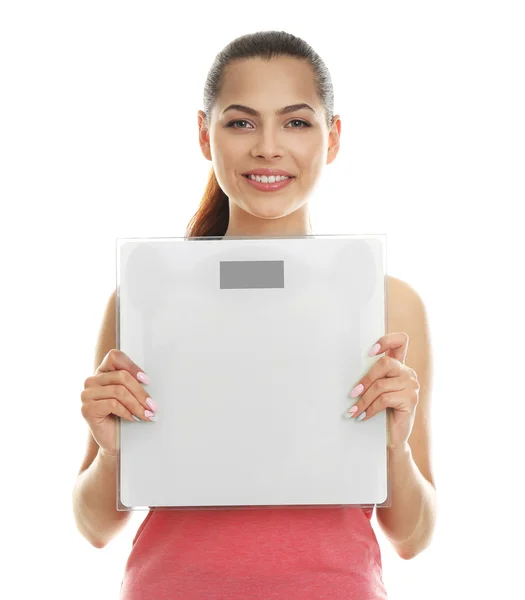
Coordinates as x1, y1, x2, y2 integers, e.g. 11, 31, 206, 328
137, 371, 151, 384
145, 410, 156, 421
342, 406, 359, 419
146, 397, 158, 412
368, 343, 381, 356
350, 384, 364, 398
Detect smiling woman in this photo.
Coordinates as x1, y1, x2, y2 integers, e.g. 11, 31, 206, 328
100, 30, 435, 600
115, 31, 391, 600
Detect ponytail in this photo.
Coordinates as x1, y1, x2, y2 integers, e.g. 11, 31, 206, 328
185, 168, 229, 238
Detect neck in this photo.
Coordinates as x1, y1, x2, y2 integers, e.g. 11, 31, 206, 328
223, 204, 313, 238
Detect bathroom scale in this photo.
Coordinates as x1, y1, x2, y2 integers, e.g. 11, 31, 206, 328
115, 233, 390, 511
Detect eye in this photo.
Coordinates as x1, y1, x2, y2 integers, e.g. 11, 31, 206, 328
287, 119, 311, 128
226, 119, 253, 129
226, 119, 311, 129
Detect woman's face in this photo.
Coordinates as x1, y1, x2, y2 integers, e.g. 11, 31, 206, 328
198, 56, 341, 232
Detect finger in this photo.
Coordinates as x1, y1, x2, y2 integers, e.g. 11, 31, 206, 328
96, 348, 151, 386
84, 370, 158, 411
364, 386, 418, 422
83, 371, 155, 420
353, 373, 408, 416
353, 394, 395, 422
347, 380, 410, 421
81, 396, 145, 423
368, 332, 409, 363
348, 355, 401, 401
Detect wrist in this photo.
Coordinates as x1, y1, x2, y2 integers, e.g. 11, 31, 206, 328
388, 441, 411, 455
98, 448, 117, 463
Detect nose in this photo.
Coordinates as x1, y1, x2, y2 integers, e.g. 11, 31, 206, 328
250, 126, 284, 160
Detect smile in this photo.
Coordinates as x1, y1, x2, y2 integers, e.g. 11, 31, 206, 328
242, 174, 295, 192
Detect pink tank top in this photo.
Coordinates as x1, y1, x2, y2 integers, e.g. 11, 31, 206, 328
120, 505, 388, 599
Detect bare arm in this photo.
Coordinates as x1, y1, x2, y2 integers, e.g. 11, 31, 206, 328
71, 289, 131, 548
376, 279, 437, 559
72, 449, 131, 548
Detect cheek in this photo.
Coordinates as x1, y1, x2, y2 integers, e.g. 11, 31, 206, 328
295, 137, 326, 166
212, 137, 242, 171
299, 153, 326, 177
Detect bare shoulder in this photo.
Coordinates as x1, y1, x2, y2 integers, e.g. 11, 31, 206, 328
386, 274, 425, 333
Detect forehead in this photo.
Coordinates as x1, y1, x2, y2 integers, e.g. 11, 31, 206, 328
217, 57, 320, 111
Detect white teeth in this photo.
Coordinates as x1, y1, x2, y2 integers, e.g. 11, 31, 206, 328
247, 174, 291, 183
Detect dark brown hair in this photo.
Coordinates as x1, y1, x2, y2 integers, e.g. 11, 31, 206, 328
184, 30, 335, 239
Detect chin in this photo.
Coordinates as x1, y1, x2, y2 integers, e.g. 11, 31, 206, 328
247, 203, 293, 219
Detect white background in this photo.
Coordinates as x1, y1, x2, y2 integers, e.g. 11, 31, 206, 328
1, 1, 524, 598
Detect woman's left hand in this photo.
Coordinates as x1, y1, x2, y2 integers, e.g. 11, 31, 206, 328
345, 332, 420, 450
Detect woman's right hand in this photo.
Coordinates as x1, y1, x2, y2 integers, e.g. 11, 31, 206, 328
80, 349, 157, 457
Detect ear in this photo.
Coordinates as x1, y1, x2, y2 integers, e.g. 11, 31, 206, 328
326, 114, 341, 165
198, 110, 212, 161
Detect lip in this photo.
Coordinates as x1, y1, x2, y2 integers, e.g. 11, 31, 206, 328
242, 173, 295, 192
242, 168, 295, 177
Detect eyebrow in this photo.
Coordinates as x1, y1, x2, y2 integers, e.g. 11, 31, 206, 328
221, 103, 317, 117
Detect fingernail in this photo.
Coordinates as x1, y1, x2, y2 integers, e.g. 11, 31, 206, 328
356, 411, 367, 421
342, 406, 358, 419
369, 343, 381, 356
132, 415, 141, 422
145, 410, 156, 421
146, 397, 158, 412
137, 372, 151, 384
350, 384, 364, 398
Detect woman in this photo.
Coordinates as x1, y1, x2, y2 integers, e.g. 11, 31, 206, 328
74, 30, 436, 599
